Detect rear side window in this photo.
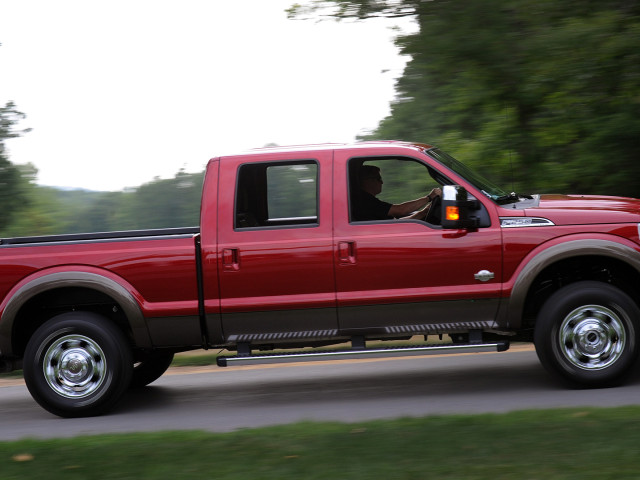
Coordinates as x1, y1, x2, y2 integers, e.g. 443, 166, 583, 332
235, 161, 318, 229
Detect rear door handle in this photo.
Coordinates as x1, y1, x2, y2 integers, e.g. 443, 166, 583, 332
222, 248, 240, 271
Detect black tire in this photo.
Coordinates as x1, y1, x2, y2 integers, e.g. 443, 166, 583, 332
23, 312, 133, 418
534, 281, 640, 387
130, 351, 174, 388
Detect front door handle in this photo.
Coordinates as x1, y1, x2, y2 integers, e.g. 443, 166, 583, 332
338, 241, 356, 265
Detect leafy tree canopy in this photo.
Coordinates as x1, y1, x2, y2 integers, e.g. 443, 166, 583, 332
291, 0, 640, 197
0, 101, 32, 230
287, 0, 418, 19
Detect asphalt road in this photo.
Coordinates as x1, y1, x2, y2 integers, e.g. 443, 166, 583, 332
2, 346, 640, 441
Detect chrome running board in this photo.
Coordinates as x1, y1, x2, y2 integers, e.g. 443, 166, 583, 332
216, 341, 510, 367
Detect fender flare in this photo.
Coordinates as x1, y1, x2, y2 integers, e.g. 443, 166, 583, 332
504, 238, 640, 328
0, 271, 151, 356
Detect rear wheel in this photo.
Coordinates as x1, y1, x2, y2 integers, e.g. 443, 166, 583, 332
23, 312, 133, 417
130, 351, 174, 388
534, 281, 640, 387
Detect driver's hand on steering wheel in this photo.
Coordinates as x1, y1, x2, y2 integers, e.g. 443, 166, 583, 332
427, 188, 442, 202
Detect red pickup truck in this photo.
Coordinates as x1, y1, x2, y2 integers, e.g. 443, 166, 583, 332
2, 141, 640, 417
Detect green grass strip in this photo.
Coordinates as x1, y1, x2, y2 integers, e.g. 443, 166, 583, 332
170, 352, 220, 367
2, 407, 640, 479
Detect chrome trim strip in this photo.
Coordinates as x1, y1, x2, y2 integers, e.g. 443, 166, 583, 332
268, 216, 318, 223
385, 321, 498, 335
500, 217, 554, 228
0, 234, 197, 248
218, 342, 509, 366
1, 227, 199, 247
227, 330, 339, 342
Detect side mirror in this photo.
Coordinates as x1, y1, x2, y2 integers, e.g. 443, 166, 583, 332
440, 185, 480, 230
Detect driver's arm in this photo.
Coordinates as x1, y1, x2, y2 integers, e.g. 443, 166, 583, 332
403, 203, 431, 220
388, 188, 441, 218
388, 195, 429, 218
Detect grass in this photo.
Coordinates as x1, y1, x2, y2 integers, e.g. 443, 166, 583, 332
3, 407, 640, 479
170, 351, 221, 367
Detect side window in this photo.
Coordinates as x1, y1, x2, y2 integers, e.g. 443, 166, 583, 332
235, 161, 318, 229
349, 157, 440, 222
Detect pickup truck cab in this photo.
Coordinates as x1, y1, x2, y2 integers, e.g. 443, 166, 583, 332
2, 141, 640, 417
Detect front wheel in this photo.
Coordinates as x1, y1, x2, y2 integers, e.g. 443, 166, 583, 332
534, 281, 640, 387
23, 312, 133, 417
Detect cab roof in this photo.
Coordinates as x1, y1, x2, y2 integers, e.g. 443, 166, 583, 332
211, 140, 436, 161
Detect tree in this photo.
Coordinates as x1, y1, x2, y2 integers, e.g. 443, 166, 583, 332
290, 1, 640, 197
287, 1, 419, 20
0, 101, 31, 230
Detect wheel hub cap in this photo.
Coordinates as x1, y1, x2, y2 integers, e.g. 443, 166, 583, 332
559, 305, 626, 370
43, 334, 107, 399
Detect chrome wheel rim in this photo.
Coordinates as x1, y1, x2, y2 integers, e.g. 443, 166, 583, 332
43, 334, 107, 398
558, 305, 626, 371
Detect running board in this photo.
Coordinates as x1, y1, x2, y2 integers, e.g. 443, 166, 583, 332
216, 341, 510, 367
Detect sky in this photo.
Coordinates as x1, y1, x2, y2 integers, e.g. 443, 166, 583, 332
0, 1, 415, 191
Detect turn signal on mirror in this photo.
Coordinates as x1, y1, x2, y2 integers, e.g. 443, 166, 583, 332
445, 206, 460, 221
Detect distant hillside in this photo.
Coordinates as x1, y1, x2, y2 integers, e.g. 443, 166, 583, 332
1, 170, 205, 238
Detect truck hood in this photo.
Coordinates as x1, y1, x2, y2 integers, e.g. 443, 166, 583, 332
524, 194, 640, 226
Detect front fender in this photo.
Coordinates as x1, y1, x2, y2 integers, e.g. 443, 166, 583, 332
0, 269, 150, 356
503, 237, 640, 329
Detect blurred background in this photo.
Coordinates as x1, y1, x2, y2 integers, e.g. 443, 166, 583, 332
1, 0, 639, 237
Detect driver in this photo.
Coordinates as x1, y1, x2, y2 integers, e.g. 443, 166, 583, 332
352, 165, 441, 221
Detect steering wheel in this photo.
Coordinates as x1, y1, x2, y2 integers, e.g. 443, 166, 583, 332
425, 194, 442, 225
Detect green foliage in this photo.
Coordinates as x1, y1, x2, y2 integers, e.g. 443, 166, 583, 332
293, 0, 640, 197
99, 170, 203, 231
266, 163, 318, 218
0, 170, 205, 238
0, 102, 31, 231
287, 0, 419, 20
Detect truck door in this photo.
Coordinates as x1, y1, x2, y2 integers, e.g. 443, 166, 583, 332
216, 150, 338, 344
333, 149, 503, 337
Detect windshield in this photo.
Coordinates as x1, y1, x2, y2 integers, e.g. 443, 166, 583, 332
426, 148, 508, 201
